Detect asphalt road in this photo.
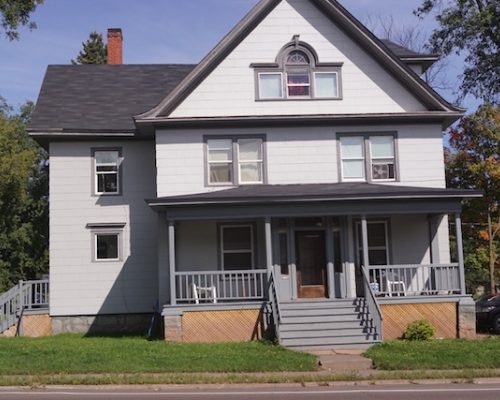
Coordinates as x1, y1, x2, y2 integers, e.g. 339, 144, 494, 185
0, 384, 500, 400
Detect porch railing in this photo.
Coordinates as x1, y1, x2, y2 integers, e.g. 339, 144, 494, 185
174, 269, 267, 304
366, 263, 461, 297
1, 279, 49, 333
268, 268, 282, 342
361, 266, 383, 340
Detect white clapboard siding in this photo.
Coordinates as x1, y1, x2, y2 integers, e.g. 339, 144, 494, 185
49, 141, 159, 316
170, 0, 427, 118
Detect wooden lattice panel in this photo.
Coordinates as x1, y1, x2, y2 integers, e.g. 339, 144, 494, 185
182, 309, 263, 343
0, 324, 17, 337
22, 313, 52, 337
381, 302, 457, 339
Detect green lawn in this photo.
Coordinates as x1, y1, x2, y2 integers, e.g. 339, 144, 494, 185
365, 337, 500, 370
0, 335, 316, 374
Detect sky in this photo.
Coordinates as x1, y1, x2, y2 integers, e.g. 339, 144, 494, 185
0, 0, 479, 113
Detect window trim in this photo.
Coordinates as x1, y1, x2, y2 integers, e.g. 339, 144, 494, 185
354, 220, 391, 267
90, 227, 124, 263
252, 40, 343, 101
204, 135, 267, 187
337, 132, 399, 183
257, 71, 284, 100
219, 224, 255, 271
91, 147, 123, 196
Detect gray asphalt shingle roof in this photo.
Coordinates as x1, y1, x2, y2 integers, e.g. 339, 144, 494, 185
148, 183, 482, 206
29, 64, 195, 133
28, 40, 434, 134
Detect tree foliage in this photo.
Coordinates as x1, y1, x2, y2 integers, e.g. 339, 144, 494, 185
0, 98, 48, 292
415, 0, 500, 102
72, 31, 107, 65
445, 104, 500, 293
0, 0, 43, 40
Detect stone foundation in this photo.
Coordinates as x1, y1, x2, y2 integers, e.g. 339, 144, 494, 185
458, 297, 476, 339
51, 313, 152, 335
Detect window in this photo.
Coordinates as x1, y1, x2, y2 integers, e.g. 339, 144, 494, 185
207, 137, 264, 185
93, 149, 121, 195
339, 135, 396, 182
254, 40, 342, 100
357, 221, 389, 266
220, 225, 254, 271
370, 136, 395, 180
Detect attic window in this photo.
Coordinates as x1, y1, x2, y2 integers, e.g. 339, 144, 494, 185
253, 39, 342, 100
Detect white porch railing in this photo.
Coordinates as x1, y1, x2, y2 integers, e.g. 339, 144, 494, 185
1, 279, 49, 333
366, 263, 461, 297
174, 269, 267, 304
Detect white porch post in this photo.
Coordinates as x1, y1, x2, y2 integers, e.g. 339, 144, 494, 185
361, 215, 370, 271
345, 216, 356, 298
455, 212, 466, 295
265, 217, 273, 280
168, 220, 177, 305
325, 217, 336, 299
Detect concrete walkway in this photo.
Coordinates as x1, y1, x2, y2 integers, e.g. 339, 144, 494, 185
308, 349, 373, 373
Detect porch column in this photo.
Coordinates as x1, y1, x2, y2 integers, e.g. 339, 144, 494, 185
325, 217, 336, 299
265, 217, 273, 279
428, 214, 443, 264
345, 216, 356, 298
361, 215, 370, 270
455, 212, 466, 295
168, 220, 177, 305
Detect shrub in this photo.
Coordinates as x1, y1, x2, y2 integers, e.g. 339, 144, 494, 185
403, 319, 435, 340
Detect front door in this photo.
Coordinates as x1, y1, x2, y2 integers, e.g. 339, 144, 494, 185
295, 231, 327, 298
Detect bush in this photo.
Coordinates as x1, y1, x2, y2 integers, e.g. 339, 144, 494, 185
403, 319, 435, 340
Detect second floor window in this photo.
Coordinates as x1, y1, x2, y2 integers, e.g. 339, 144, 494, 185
207, 137, 264, 185
94, 149, 121, 195
339, 135, 396, 182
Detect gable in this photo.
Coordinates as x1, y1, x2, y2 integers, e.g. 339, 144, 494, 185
140, 0, 457, 122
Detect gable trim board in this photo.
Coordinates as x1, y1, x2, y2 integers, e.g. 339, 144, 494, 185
136, 0, 462, 123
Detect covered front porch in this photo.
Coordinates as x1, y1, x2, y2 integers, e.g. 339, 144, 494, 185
148, 183, 481, 343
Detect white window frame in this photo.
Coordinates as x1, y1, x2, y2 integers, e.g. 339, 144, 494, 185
93, 149, 121, 196
237, 138, 264, 185
206, 136, 265, 186
313, 71, 339, 99
258, 72, 284, 99
286, 70, 311, 98
220, 224, 255, 271
369, 136, 396, 182
339, 136, 366, 182
93, 231, 121, 262
207, 139, 234, 186
339, 134, 397, 183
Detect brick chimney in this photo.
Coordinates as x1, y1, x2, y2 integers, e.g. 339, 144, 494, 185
107, 28, 123, 65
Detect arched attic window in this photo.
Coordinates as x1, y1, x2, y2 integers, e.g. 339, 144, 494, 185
253, 39, 343, 100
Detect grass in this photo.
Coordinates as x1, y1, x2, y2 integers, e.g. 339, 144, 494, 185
365, 337, 500, 370
0, 334, 316, 375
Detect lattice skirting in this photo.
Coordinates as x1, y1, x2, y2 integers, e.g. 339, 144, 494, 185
380, 302, 458, 339
169, 308, 267, 343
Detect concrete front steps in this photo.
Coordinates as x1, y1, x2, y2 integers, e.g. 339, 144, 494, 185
278, 298, 380, 350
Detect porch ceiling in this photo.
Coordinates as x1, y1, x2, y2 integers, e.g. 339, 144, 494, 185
147, 183, 481, 220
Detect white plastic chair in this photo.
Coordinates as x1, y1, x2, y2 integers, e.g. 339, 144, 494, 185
386, 277, 406, 297
191, 283, 217, 304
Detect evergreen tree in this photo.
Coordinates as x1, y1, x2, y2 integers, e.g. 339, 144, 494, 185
72, 31, 107, 65
0, 0, 43, 40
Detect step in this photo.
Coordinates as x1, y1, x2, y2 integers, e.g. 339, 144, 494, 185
291, 342, 380, 351
281, 307, 366, 317
281, 314, 370, 324
280, 327, 373, 339
279, 320, 365, 331
280, 299, 365, 309
281, 334, 377, 347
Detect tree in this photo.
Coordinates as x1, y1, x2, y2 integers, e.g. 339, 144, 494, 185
446, 104, 500, 294
0, 98, 48, 292
415, 0, 500, 103
365, 15, 452, 92
72, 31, 107, 65
0, 0, 43, 40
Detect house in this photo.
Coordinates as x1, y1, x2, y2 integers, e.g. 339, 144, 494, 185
20, 0, 481, 347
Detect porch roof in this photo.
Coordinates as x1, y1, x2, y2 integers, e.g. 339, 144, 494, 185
147, 183, 481, 220
148, 183, 481, 207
